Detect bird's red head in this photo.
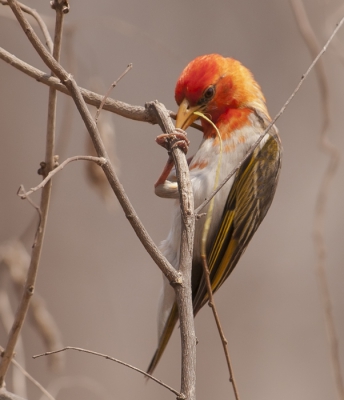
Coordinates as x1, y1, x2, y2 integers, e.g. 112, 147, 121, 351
174, 54, 268, 134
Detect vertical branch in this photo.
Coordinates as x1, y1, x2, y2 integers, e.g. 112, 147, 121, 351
147, 101, 196, 400
0, 1, 66, 387
289, 2, 344, 399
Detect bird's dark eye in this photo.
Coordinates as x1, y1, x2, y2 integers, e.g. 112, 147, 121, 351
204, 85, 215, 99
198, 85, 215, 105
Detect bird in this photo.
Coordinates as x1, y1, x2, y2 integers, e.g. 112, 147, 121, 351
148, 54, 282, 375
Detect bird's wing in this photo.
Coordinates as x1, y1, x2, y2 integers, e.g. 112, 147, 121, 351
192, 132, 282, 315
147, 131, 281, 374
146, 302, 179, 375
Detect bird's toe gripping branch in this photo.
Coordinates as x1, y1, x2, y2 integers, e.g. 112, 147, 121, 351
156, 128, 190, 155
154, 129, 190, 190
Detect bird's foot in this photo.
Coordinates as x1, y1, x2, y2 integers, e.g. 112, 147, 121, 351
156, 128, 190, 154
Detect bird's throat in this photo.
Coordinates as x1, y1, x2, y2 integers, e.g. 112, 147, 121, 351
202, 108, 253, 140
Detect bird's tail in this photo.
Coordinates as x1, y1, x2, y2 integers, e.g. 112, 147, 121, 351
146, 302, 179, 376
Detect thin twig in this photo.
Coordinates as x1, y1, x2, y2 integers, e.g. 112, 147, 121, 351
195, 15, 344, 215
0, 1, 53, 53
95, 63, 133, 123
200, 257, 240, 400
18, 155, 107, 198
290, 2, 344, 399
0, 46, 203, 132
10, 356, 55, 400
33, 346, 181, 398
0, 294, 27, 398
1, 344, 54, 399
15, 189, 42, 249
0, 1, 66, 386
325, 3, 344, 68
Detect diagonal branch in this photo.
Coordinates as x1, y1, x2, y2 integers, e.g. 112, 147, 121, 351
33, 346, 181, 398
18, 155, 107, 198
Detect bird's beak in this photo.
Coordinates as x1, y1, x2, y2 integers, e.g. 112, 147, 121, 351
176, 98, 203, 130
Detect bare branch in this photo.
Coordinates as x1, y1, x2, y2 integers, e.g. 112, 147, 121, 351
147, 101, 196, 400
33, 346, 182, 398
18, 155, 107, 198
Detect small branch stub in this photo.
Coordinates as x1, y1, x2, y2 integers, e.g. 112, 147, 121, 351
50, 0, 69, 13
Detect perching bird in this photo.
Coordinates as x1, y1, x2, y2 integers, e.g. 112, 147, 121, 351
148, 54, 282, 375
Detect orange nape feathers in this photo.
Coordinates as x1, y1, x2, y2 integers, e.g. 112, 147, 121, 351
174, 54, 269, 129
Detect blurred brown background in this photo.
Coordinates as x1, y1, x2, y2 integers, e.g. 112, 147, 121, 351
0, 1, 344, 399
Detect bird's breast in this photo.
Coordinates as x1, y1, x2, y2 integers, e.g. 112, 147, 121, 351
160, 122, 269, 269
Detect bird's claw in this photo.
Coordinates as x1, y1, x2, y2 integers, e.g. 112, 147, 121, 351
156, 129, 190, 154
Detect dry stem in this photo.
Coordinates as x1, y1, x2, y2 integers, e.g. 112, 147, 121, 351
147, 101, 196, 400
33, 346, 181, 398
18, 155, 107, 198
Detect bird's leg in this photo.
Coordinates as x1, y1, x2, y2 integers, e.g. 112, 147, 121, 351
154, 156, 174, 188
154, 129, 191, 198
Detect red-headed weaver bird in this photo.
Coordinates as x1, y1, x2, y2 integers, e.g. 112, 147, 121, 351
148, 54, 282, 374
